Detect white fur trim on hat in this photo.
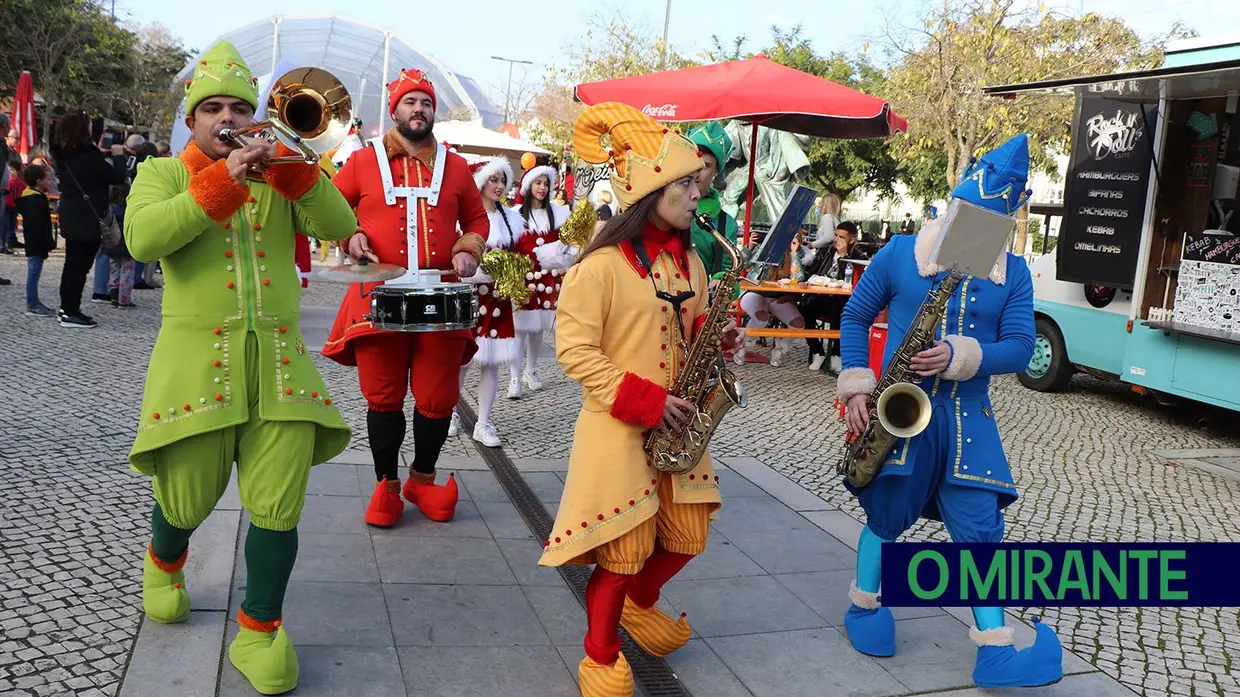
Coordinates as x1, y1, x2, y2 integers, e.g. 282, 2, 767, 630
837, 367, 878, 404
941, 334, 983, 382
474, 157, 514, 190
520, 165, 558, 197
849, 580, 882, 610
969, 626, 1015, 647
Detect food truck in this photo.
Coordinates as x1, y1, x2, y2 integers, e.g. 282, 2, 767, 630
983, 36, 1240, 413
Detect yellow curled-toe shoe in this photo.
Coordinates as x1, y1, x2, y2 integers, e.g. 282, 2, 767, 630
619, 597, 692, 657
577, 653, 634, 697
229, 613, 299, 695
141, 545, 191, 624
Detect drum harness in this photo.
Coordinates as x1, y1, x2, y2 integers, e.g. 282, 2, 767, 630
353, 137, 447, 298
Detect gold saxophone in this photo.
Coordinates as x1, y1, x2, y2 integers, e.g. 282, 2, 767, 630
645, 213, 748, 474
838, 270, 964, 488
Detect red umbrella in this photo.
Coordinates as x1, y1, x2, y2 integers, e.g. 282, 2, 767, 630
11, 71, 37, 162
575, 55, 906, 138
575, 55, 909, 241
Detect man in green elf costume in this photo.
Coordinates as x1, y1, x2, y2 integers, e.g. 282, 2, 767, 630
124, 40, 356, 695
687, 122, 741, 299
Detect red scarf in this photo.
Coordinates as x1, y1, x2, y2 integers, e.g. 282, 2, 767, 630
620, 222, 688, 278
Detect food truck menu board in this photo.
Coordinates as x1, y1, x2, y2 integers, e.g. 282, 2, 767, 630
1056, 97, 1158, 289
1175, 231, 1240, 333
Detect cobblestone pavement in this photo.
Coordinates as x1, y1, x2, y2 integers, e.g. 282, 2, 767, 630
2, 255, 1239, 696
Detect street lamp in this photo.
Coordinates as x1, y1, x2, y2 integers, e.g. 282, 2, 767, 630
492, 55, 534, 124
660, 0, 672, 69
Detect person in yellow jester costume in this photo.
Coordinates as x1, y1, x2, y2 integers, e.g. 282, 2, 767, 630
540, 102, 743, 697
124, 40, 356, 695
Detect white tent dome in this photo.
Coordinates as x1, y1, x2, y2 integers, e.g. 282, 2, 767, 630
173, 14, 502, 140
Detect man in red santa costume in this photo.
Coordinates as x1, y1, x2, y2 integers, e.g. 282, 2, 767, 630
322, 68, 489, 528
507, 164, 574, 398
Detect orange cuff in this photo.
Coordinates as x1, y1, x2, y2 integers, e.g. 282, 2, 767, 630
147, 543, 188, 573
262, 143, 321, 201
188, 160, 248, 222
451, 232, 485, 261
237, 608, 282, 633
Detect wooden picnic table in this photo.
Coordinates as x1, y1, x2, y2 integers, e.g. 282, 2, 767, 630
734, 279, 851, 339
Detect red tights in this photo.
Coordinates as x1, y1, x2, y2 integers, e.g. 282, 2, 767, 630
583, 546, 695, 665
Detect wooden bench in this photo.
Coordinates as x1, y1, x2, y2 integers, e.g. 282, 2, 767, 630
742, 328, 840, 339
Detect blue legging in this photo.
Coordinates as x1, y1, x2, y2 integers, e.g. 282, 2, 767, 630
856, 522, 1005, 631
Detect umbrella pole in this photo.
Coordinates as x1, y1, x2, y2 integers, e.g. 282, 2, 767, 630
742, 122, 758, 247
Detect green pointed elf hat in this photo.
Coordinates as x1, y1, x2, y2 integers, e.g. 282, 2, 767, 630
686, 122, 731, 168
183, 40, 260, 115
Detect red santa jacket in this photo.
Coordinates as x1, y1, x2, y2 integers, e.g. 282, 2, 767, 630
322, 130, 488, 365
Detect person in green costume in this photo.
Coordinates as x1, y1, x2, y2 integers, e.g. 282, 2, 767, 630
686, 122, 741, 300
124, 40, 356, 695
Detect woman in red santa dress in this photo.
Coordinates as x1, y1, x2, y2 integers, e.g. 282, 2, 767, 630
451, 156, 524, 447
507, 165, 575, 398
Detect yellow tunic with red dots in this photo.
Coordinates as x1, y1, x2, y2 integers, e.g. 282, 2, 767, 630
123, 143, 357, 474
539, 242, 722, 568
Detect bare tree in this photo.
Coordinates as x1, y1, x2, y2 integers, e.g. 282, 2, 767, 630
490, 64, 539, 125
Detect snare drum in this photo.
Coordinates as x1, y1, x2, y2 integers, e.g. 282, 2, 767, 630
367, 283, 478, 332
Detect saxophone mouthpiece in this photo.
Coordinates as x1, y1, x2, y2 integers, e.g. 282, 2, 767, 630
694, 212, 714, 232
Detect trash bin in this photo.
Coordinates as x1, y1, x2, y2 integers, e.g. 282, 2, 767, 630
869, 323, 887, 380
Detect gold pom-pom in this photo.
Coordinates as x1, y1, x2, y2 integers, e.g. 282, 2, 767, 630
559, 202, 597, 248
481, 250, 534, 305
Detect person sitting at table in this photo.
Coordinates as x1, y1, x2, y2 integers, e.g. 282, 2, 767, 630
799, 221, 868, 372
734, 232, 808, 368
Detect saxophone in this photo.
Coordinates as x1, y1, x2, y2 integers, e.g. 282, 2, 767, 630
838, 270, 964, 488
645, 213, 748, 474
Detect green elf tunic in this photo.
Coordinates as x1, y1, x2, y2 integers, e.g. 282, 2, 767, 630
686, 122, 741, 300
691, 190, 740, 297
125, 143, 356, 476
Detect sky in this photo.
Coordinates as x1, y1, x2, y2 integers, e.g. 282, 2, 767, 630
110, 0, 1240, 109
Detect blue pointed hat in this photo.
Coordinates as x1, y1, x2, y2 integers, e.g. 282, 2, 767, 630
953, 134, 1032, 216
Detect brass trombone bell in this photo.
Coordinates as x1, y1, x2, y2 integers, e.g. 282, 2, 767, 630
217, 67, 353, 165
875, 382, 933, 440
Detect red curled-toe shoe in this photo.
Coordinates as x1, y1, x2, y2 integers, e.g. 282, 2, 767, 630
402, 471, 459, 522
364, 479, 405, 528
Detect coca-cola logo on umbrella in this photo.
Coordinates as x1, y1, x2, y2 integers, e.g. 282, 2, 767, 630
642, 104, 679, 118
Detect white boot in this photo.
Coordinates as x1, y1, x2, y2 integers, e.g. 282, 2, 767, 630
507, 371, 522, 399
830, 355, 842, 373
473, 421, 502, 448
448, 411, 461, 437
809, 354, 826, 371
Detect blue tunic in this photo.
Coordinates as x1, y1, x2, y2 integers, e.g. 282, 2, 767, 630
839, 232, 1035, 516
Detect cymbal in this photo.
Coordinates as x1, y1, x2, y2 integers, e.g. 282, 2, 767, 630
318, 262, 407, 283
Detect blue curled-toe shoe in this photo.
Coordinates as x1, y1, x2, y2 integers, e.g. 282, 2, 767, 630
971, 619, 1064, 688
843, 583, 895, 657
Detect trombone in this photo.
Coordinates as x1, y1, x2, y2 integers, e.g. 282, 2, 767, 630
217, 67, 353, 165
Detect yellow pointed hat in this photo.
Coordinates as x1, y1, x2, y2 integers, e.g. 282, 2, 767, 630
183, 40, 260, 116
572, 102, 703, 211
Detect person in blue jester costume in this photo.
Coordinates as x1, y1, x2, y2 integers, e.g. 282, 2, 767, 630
835, 134, 1063, 688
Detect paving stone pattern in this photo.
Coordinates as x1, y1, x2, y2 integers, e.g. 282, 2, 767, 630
1, 255, 1238, 696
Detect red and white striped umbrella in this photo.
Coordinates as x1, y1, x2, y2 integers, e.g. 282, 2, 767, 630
11, 71, 37, 161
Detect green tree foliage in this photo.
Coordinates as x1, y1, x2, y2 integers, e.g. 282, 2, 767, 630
529, 7, 695, 153
879, 0, 1192, 250
883, 2, 1181, 189
0, 1, 190, 138
760, 27, 903, 202
112, 24, 192, 134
